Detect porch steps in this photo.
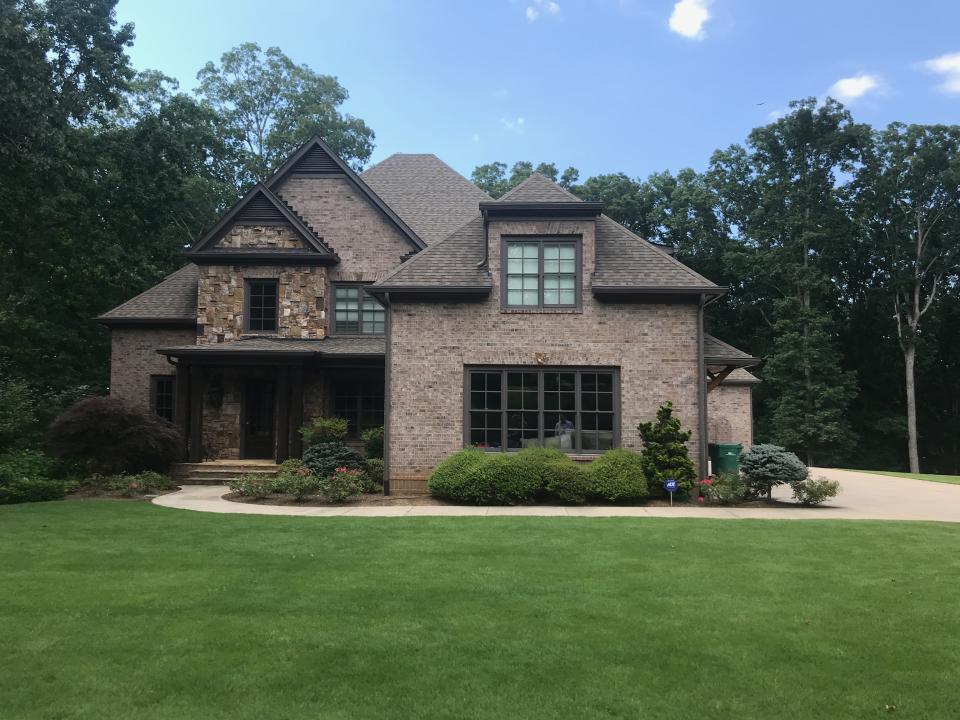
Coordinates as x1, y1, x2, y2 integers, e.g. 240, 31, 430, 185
171, 461, 280, 485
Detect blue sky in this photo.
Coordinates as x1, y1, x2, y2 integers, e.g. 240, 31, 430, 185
116, 0, 960, 180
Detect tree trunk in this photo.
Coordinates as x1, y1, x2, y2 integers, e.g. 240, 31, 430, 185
904, 342, 920, 473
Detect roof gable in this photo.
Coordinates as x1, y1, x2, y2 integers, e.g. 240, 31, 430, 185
267, 136, 426, 252
499, 173, 582, 202
185, 184, 336, 262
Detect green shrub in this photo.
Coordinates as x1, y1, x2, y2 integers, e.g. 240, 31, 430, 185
273, 472, 322, 502
0, 450, 66, 504
302, 442, 363, 478
588, 448, 648, 503
47, 396, 182, 474
740, 444, 808, 497
0, 377, 40, 451
299, 417, 349, 448
319, 467, 364, 503
427, 447, 487, 500
544, 461, 593, 504
87, 470, 176, 496
362, 426, 384, 459
792, 476, 840, 506
638, 401, 697, 496
228, 473, 275, 499
363, 458, 384, 493
701, 472, 749, 505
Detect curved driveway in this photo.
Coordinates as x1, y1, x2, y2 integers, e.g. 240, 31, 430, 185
152, 467, 960, 521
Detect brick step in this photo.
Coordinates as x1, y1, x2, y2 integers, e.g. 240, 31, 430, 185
171, 462, 280, 485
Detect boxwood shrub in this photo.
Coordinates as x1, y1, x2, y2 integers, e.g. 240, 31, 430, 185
589, 448, 648, 502
427, 447, 488, 500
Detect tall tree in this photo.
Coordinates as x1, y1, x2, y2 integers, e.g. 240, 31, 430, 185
471, 160, 579, 198
855, 123, 960, 472
195, 42, 374, 184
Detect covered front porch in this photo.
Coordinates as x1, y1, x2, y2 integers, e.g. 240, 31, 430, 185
158, 337, 385, 464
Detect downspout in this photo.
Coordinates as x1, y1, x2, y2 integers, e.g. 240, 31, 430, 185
383, 291, 392, 496
697, 294, 708, 479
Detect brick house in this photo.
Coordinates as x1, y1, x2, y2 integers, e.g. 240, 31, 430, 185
98, 137, 759, 491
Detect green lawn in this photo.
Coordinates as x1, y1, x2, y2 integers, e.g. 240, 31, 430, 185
844, 469, 960, 485
2, 502, 959, 719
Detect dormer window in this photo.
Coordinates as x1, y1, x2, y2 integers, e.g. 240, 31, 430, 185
245, 279, 278, 332
503, 237, 580, 309
333, 284, 385, 335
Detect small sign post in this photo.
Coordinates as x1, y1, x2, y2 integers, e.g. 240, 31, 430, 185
664, 478, 678, 507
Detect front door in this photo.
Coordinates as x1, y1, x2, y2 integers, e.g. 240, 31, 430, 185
243, 379, 275, 459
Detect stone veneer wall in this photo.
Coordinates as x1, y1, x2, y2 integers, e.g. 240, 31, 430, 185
109, 327, 196, 409
275, 176, 413, 280
214, 225, 305, 249
388, 217, 703, 481
196, 264, 327, 343
707, 383, 754, 450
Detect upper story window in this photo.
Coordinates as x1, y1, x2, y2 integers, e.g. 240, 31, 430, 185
334, 285, 385, 335
503, 237, 580, 309
245, 279, 278, 332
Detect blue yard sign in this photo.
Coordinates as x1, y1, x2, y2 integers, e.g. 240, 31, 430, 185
664, 479, 678, 493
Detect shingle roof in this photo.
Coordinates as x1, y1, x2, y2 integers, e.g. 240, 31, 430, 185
593, 216, 721, 291
704, 334, 760, 366
499, 172, 582, 202
373, 215, 491, 290
157, 335, 385, 357
97, 265, 198, 324
361, 154, 491, 245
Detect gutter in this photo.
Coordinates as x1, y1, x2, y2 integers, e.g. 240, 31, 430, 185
697, 294, 708, 479
383, 291, 392, 496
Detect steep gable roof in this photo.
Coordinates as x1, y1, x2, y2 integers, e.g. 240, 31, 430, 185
267, 136, 426, 252
361, 154, 491, 244
184, 184, 337, 262
97, 264, 198, 326
499, 172, 582, 202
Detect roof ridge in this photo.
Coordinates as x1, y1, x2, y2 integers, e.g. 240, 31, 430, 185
499, 172, 581, 202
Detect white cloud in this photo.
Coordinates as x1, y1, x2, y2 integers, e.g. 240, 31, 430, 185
500, 117, 526, 133
827, 73, 881, 103
923, 51, 960, 94
525, 0, 560, 22
669, 0, 711, 39
768, 109, 784, 121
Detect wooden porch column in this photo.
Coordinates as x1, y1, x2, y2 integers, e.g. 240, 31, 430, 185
174, 362, 190, 460
275, 365, 290, 462
289, 364, 304, 459
188, 365, 204, 463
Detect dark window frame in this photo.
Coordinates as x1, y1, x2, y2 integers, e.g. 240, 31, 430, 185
462, 366, 620, 454
330, 282, 386, 336
150, 374, 175, 422
500, 235, 582, 311
332, 378, 385, 438
244, 278, 279, 332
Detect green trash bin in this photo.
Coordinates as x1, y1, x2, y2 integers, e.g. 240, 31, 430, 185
708, 443, 742, 475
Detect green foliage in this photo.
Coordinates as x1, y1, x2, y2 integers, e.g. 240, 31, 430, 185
740, 444, 809, 497
361, 427, 384, 459
792, 476, 841, 506
47, 397, 183, 475
0, 450, 66, 504
543, 461, 594, 504
319, 468, 364, 504
588, 448, 649, 503
0, 377, 39, 450
228, 473, 275, 500
638, 402, 697, 495
363, 458, 384, 494
701, 472, 749, 505
195, 42, 374, 182
299, 417, 349, 448
274, 472, 322, 502
82, 471, 175, 496
301, 442, 363, 479
427, 447, 488, 500
470, 160, 579, 198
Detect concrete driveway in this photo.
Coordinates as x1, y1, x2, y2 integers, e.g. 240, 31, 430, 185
153, 468, 960, 521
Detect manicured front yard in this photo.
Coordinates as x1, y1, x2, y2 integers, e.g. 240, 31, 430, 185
2, 502, 959, 719
846, 469, 960, 485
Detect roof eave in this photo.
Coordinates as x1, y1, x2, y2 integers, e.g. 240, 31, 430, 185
182, 251, 341, 266
592, 285, 727, 298
480, 201, 604, 219
705, 356, 762, 368
97, 317, 196, 328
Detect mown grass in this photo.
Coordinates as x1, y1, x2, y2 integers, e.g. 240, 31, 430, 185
1, 501, 959, 719
843, 469, 960, 486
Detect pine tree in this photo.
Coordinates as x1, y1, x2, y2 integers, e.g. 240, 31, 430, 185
638, 402, 697, 495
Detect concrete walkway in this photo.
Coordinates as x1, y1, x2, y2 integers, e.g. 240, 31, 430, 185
152, 467, 960, 521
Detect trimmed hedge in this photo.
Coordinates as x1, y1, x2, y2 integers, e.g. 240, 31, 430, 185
428, 447, 649, 505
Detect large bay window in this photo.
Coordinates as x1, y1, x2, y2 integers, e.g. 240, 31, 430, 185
466, 367, 618, 453
503, 237, 580, 309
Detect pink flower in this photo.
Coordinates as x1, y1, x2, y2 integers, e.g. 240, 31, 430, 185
335, 466, 348, 473
697, 496, 705, 504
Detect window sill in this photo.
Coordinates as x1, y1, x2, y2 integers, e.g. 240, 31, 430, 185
501, 306, 582, 314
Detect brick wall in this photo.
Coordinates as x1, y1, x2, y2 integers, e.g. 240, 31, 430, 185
275, 176, 413, 281
708, 383, 754, 449
109, 327, 195, 409
388, 217, 702, 481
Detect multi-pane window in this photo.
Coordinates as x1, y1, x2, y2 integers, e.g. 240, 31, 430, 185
466, 368, 617, 453
333, 381, 385, 436
150, 375, 175, 422
504, 238, 579, 308
334, 285, 385, 334
246, 279, 278, 332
